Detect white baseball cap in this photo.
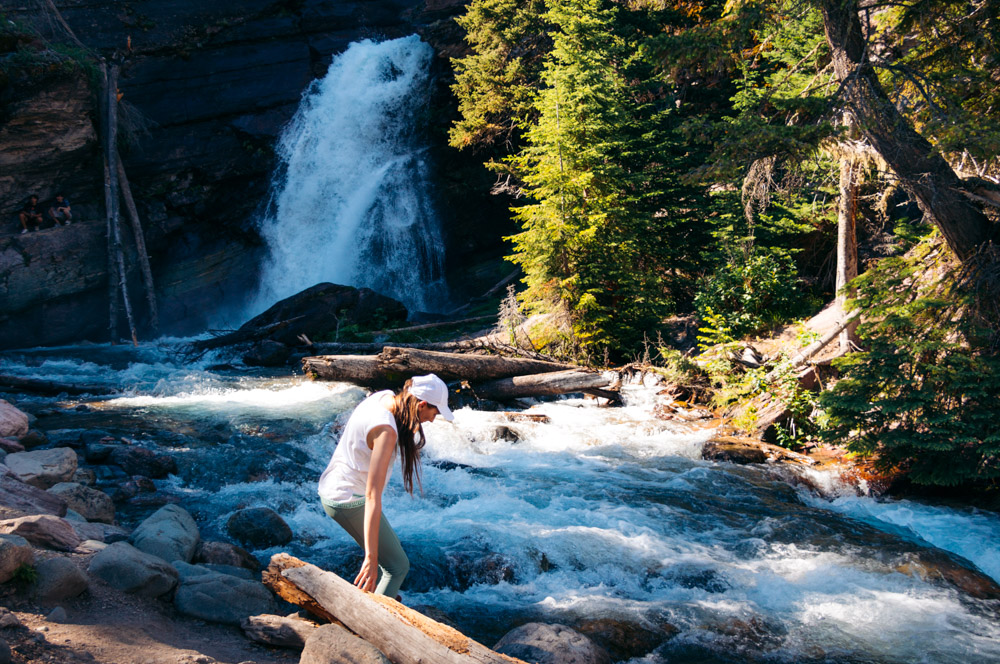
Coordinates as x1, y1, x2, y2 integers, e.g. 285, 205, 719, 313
408, 373, 454, 422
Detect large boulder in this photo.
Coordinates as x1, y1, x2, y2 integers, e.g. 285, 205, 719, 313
88, 541, 178, 597
241, 614, 318, 650
0, 466, 67, 517
172, 562, 277, 625
299, 623, 391, 664
0, 401, 29, 439
226, 507, 292, 549
493, 623, 612, 664
34, 556, 89, 604
0, 515, 81, 551
4, 448, 78, 489
234, 283, 408, 346
47, 482, 115, 523
0, 534, 34, 583
131, 504, 200, 563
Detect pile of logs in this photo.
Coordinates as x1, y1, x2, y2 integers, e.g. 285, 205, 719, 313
302, 346, 619, 402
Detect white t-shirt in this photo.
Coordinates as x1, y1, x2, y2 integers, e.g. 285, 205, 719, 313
318, 390, 398, 503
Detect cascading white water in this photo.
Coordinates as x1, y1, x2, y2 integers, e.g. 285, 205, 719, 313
251, 36, 446, 316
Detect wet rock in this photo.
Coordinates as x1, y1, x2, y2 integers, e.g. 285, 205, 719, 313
0, 515, 81, 551
234, 283, 407, 347
242, 613, 318, 650
34, 557, 88, 604
131, 504, 200, 563
448, 551, 517, 588
226, 507, 293, 549
201, 563, 254, 579
18, 429, 49, 450
109, 446, 177, 478
702, 437, 767, 465
173, 562, 277, 625
71, 468, 96, 486
0, 400, 29, 439
0, 466, 67, 516
494, 623, 612, 664
492, 426, 520, 443
0, 534, 35, 583
195, 540, 260, 571
83, 442, 116, 463
300, 623, 390, 664
110, 475, 158, 502
4, 448, 78, 489
576, 618, 675, 662
0, 438, 25, 454
88, 541, 179, 597
897, 550, 1000, 600
47, 482, 115, 523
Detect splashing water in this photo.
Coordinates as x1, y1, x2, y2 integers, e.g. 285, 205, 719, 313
5, 344, 1000, 664
252, 35, 446, 317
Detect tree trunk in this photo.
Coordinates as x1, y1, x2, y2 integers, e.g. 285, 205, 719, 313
473, 369, 615, 401
99, 63, 119, 343
303, 347, 576, 386
836, 114, 860, 353
116, 154, 159, 333
819, 0, 994, 262
263, 554, 529, 664
0, 375, 115, 397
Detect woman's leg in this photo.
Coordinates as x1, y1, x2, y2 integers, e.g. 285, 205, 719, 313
321, 499, 410, 597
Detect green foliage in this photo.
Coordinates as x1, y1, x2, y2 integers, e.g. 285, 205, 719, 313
11, 562, 37, 587
820, 237, 1000, 486
694, 248, 803, 344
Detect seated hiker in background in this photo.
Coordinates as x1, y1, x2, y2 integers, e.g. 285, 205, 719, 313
19, 195, 43, 233
48, 194, 72, 226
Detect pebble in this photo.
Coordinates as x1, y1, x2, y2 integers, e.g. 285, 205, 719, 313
46, 606, 68, 623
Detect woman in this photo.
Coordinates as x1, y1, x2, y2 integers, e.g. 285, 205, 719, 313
318, 373, 453, 596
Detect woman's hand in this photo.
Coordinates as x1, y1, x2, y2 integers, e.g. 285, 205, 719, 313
354, 554, 379, 592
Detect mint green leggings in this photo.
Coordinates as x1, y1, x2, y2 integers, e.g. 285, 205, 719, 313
320, 497, 410, 597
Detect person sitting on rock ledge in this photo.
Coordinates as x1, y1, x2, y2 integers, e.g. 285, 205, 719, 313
18, 195, 43, 233
47, 194, 72, 226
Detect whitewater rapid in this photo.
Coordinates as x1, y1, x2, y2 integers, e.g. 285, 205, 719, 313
3, 343, 1000, 663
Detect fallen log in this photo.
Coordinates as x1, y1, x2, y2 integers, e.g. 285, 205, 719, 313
187, 316, 306, 353
263, 554, 527, 664
0, 375, 116, 397
473, 369, 616, 401
303, 347, 575, 385
764, 308, 860, 381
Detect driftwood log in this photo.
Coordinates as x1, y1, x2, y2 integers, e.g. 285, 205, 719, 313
263, 554, 527, 664
473, 369, 616, 401
303, 347, 575, 385
0, 375, 115, 397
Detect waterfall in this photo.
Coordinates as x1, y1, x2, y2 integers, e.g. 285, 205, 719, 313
251, 36, 446, 317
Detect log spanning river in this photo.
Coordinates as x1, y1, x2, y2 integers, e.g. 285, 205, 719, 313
3, 342, 1000, 663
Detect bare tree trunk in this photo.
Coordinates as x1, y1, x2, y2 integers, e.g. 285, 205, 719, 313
104, 64, 138, 346
99, 63, 119, 343
116, 155, 159, 332
819, 0, 994, 262
473, 369, 615, 401
836, 114, 860, 353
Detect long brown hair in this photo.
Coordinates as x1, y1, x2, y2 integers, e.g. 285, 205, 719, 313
390, 378, 426, 495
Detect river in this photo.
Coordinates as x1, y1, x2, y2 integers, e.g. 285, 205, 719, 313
2, 341, 999, 664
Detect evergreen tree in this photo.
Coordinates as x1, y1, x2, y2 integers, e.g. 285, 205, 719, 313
506, 0, 709, 359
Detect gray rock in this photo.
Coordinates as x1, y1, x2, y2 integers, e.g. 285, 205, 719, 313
70, 520, 106, 542
0, 606, 21, 628
0, 438, 24, 454
0, 635, 10, 664
0, 515, 81, 551
201, 563, 254, 579
4, 448, 78, 489
0, 467, 67, 517
493, 623, 612, 664
77, 539, 107, 554
0, 400, 29, 439
47, 482, 115, 524
88, 541, 178, 597
241, 613, 318, 650
18, 429, 49, 450
72, 468, 96, 486
195, 540, 260, 571
172, 561, 277, 625
45, 606, 68, 623
299, 624, 391, 664
0, 534, 35, 583
108, 446, 177, 478
34, 557, 89, 604
131, 504, 200, 563
226, 507, 292, 549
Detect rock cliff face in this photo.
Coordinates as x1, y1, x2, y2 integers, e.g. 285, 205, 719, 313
0, 0, 507, 349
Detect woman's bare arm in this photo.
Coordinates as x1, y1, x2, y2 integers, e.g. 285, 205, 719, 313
354, 424, 396, 592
